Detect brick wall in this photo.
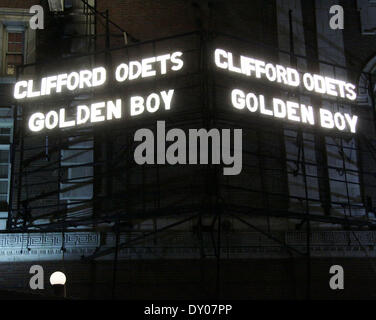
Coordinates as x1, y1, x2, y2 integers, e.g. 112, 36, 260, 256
96, 0, 278, 48
96, 0, 196, 47
0, 0, 39, 8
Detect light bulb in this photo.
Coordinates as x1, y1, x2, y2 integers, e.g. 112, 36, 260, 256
50, 271, 66, 285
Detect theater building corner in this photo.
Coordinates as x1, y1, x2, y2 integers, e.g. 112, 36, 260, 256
0, 0, 376, 299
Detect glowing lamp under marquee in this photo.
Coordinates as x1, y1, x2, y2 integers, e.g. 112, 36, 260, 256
50, 271, 67, 286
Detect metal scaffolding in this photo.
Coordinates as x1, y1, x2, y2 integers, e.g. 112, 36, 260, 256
5, 2, 376, 299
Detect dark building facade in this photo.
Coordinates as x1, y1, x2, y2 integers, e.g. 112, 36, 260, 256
0, 0, 376, 299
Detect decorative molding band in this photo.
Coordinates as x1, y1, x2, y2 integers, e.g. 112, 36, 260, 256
0, 232, 100, 262
0, 231, 375, 261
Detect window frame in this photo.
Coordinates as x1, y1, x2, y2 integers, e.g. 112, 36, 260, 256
1, 25, 25, 76
5, 31, 24, 75
0, 118, 13, 210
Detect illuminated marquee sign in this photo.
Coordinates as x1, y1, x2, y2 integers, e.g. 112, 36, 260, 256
214, 48, 359, 133
14, 52, 183, 132
14, 47, 359, 134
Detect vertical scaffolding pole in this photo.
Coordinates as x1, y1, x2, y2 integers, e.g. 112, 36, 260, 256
289, 9, 310, 299
369, 73, 376, 135
16, 100, 25, 229
7, 66, 20, 230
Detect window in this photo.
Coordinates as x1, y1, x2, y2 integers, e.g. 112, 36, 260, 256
48, 0, 65, 12
0, 10, 36, 77
0, 107, 13, 210
0, 148, 10, 203
358, 0, 376, 35
5, 31, 24, 76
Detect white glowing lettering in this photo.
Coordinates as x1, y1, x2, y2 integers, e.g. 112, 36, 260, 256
28, 112, 45, 132
215, 49, 357, 101
231, 89, 356, 133
130, 90, 175, 117
15, 67, 107, 99
14, 81, 28, 99
28, 99, 126, 132
170, 51, 184, 71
